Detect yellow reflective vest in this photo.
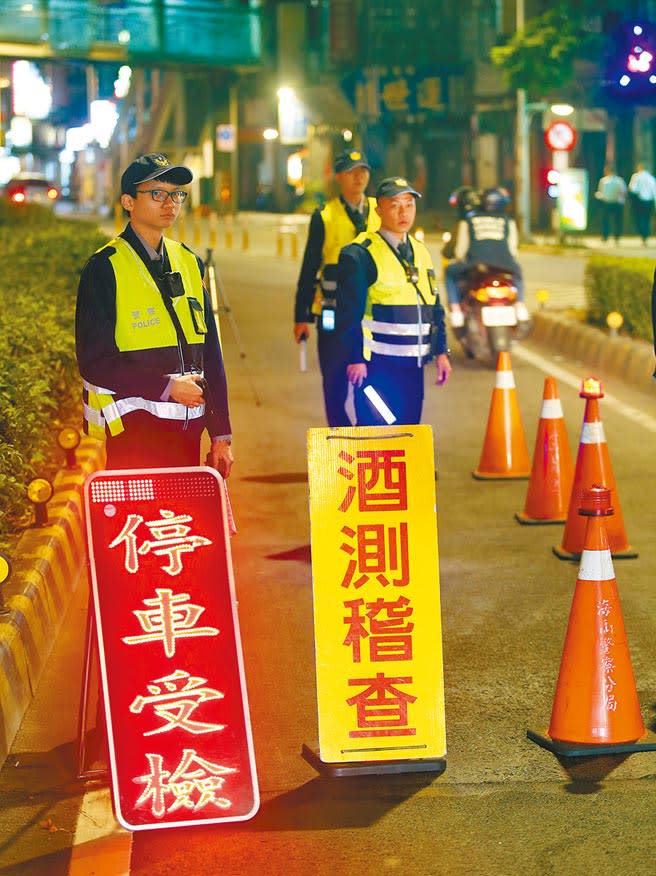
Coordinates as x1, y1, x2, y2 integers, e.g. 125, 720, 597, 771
83, 237, 207, 439
357, 231, 438, 366
312, 196, 380, 314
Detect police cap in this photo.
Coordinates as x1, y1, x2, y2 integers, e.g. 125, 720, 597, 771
375, 177, 421, 200
121, 153, 193, 195
333, 149, 371, 173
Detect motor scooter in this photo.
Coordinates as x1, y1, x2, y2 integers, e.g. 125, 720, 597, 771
452, 263, 531, 363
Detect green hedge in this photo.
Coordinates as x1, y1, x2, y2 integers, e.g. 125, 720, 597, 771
0, 203, 107, 550
584, 254, 654, 343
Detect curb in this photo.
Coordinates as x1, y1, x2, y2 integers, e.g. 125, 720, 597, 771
0, 437, 104, 764
531, 311, 654, 388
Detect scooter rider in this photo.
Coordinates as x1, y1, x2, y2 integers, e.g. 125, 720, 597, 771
444, 187, 530, 330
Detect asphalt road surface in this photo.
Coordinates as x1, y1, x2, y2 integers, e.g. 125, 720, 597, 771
1, 232, 656, 876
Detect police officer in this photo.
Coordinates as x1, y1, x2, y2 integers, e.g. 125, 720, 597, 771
335, 177, 451, 426
293, 149, 380, 426
75, 153, 233, 475
444, 186, 530, 328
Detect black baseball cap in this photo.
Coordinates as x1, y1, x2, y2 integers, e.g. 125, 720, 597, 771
333, 149, 371, 173
121, 153, 193, 194
376, 177, 421, 200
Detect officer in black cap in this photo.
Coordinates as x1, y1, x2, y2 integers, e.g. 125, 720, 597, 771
335, 176, 451, 426
293, 148, 380, 426
75, 153, 233, 475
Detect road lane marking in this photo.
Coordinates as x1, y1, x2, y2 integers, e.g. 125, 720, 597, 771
68, 788, 132, 876
513, 345, 656, 434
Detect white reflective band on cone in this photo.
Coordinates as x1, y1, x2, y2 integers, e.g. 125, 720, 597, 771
578, 548, 614, 582
495, 371, 516, 389
363, 385, 397, 424
540, 398, 564, 419
580, 421, 606, 444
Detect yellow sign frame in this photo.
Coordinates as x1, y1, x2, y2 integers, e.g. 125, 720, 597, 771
307, 425, 446, 765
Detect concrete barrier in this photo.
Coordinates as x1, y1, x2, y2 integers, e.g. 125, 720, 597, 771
531, 312, 653, 388
0, 436, 103, 764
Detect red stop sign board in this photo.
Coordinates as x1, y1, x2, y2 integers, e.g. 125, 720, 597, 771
544, 120, 577, 152
84, 467, 259, 831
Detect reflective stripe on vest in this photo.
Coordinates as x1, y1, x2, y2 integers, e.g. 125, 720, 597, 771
83, 379, 204, 437
355, 231, 436, 364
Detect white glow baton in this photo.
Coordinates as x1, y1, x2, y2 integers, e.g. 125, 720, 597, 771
299, 338, 307, 372
363, 385, 397, 424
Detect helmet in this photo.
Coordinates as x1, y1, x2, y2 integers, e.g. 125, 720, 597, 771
448, 186, 480, 219
481, 187, 511, 213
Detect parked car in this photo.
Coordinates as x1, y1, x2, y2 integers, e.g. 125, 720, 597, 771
4, 173, 59, 207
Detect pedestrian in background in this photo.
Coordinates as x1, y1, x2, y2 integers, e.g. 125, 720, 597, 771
76, 153, 233, 474
335, 177, 451, 426
628, 162, 656, 245
293, 149, 380, 426
595, 165, 627, 243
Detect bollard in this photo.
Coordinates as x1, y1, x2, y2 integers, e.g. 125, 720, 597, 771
177, 211, 187, 243
277, 224, 299, 258
193, 209, 202, 248
209, 211, 218, 249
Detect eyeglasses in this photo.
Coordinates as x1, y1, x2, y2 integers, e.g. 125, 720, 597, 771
135, 188, 188, 204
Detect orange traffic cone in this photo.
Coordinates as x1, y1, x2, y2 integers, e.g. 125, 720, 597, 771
515, 377, 573, 524
553, 377, 637, 559
472, 350, 530, 479
528, 484, 654, 756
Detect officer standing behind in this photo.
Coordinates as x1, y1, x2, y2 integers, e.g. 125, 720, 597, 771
293, 149, 380, 426
76, 153, 233, 475
335, 177, 451, 426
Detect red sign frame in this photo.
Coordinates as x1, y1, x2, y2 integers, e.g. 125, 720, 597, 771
84, 467, 259, 831
544, 120, 577, 152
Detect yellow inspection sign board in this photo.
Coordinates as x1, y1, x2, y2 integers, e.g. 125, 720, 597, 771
304, 425, 446, 775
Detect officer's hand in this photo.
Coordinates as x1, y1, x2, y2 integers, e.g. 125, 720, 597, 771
435, 354, 452, 386
294, 323, 311, 343
347, 363, 368, 387
170, 374, 204, 407
207, 439, 234, 479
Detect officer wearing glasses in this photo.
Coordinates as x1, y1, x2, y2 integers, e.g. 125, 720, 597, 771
75, 153, 233, 475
